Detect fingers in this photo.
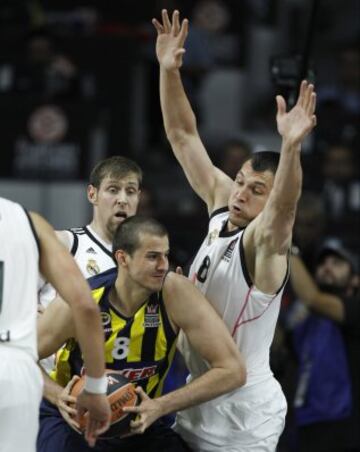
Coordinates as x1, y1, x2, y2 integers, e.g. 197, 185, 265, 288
178, 18, 189, 48
162, 9, 171, 33
152, 18, 164, 35
172, 10, 180, 35
276, 95, 286, 117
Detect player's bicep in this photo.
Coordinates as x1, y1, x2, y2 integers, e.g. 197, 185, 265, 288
37, 297, 75, 359
164, 274, 241, 370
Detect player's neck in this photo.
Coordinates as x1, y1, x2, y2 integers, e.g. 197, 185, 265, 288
88, 220, 112, 245
111, 276, 150, 318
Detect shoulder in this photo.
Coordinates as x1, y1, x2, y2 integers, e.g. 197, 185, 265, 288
55, 229, 73, 250
88, 267, 117, 291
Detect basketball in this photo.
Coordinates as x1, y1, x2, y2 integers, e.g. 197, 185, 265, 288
70, 371, 139, 438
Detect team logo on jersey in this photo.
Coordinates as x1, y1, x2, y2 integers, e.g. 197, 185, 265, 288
86, 247, 97, 255
207, 228, 219, 246
143, 304, 161, 328
101, 312, 111, 327
86, 259, 100, 276
222, 238, 239, 262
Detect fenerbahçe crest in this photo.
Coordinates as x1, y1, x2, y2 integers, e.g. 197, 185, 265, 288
86, 259, 100, 276
143, 304, 161, 328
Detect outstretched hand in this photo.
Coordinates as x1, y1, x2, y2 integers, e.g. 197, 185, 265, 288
153, 9, 189, 71
276, 80, 317, 146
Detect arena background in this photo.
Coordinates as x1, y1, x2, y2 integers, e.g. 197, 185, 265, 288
0, 1, 359, 450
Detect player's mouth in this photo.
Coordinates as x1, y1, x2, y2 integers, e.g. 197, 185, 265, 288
114, 211, 127, 221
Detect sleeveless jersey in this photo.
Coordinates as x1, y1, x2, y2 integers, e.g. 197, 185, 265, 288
39, 225, 115, 308
0, 198, 39, 360
182, 207, 287, 387
51, 269, 178, 398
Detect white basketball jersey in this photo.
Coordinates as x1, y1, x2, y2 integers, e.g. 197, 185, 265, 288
183, 208, 287, 386
39, 225, 115, 308
0, 198, 39, 360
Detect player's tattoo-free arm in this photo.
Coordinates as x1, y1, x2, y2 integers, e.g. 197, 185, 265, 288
154, 9, 232, 212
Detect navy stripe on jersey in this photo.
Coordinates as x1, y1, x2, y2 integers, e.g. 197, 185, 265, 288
69, 230, 79, 256
209, 206, 228, 220
22, 207, 40, 256
239, 231, 252, 288
84, 226, 115, 262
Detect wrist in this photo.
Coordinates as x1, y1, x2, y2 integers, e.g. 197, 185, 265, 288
84, 374, 108, 395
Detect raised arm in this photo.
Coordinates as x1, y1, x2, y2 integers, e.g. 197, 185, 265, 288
290, 254, 345, 322
154, 9, 232, 212
30, 212, 110, 445
245, 81, 317, 293
124, 272, 246, 433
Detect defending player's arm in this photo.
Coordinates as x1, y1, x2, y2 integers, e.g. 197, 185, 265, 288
125, 272, 246, 433
154, 9, 232, 213
290, 254, 345, 322
243, 81, 317, 293
30, 212, 110, 445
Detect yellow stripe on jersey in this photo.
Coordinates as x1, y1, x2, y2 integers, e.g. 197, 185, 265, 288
92, 286, 105, 304
50, 340, 74, 387
127, 307, 146, 362
151, 339, 178, 397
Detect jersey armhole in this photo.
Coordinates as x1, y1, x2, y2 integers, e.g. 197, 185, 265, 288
22, 207, 40, 256
239, 231, 253, 288
69, 230, 78, 256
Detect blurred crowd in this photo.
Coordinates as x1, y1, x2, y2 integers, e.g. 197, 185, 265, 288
0, 1, 359, 451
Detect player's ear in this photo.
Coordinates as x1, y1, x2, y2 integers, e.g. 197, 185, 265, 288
114, 249, 128, 268
87, 184, 98, 205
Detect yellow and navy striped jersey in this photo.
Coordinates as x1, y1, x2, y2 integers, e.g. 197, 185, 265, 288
52, 268, 178, 398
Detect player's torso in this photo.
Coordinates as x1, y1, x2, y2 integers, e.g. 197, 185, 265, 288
188, 208, 285, 383
53, 271, 178, 398
0, 198, 39, 359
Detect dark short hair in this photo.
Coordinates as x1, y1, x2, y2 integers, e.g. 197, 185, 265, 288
113, 216, 168, 256
89, 156, 142, 188
244, 151, 280, 175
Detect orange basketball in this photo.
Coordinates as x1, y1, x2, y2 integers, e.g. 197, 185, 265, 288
70, 371, 139, 438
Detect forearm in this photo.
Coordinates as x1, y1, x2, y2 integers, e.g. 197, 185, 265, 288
160, 67, 197, 139
72, 302, 106, 379
156, 365, 245, 416
40, 364, 63, 405
290, 254, 318, 306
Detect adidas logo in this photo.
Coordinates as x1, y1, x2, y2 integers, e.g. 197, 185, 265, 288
86, 247, 97, 254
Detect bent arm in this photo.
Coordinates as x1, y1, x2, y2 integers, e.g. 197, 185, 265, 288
31, 212, 105, 380
156, 272, 246, 415
290, 254, 344, 322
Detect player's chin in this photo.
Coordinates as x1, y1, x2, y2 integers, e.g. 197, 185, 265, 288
228, 211, 248, 228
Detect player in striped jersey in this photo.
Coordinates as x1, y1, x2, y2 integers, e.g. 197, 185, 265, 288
37, 216, 246, 452
39, 156, 142, 372
155, 10, 317, 451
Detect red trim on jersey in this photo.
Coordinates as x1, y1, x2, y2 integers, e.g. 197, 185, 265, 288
231, 288, 277, 337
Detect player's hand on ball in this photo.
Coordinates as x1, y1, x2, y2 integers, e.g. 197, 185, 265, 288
123, 387, 164, 435
57, 375, 81, 433
77, 391, 111, 447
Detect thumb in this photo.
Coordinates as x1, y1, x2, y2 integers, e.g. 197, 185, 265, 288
276, 95, 286, 117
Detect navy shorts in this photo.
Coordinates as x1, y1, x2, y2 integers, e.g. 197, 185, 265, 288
37, 399, 192, 452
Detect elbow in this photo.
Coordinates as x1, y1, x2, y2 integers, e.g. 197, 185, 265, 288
166, 125, 197, 146
228, 357, 247, 389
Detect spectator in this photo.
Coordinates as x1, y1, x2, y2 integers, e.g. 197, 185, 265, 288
289, 239, 360, 452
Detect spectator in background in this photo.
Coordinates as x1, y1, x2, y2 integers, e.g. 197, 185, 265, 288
216, 137, 252, 180
289, 239, 360, 452
293, 191, 327, 269
320, 143, 360, 240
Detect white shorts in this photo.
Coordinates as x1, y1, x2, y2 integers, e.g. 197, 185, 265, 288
174, 377, 287, 452
0, 347, 43, 452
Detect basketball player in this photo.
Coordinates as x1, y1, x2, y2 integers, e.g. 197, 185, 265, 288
0, 197, 110, 452
39, 156, 142, 371
37, 216, 246, 452
153, 10, 317, 451
39, 156, 142, 308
